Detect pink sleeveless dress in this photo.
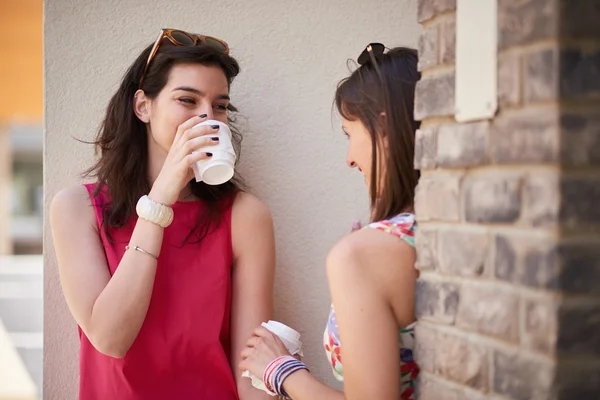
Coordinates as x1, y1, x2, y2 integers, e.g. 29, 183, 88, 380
79, 183, 239, 400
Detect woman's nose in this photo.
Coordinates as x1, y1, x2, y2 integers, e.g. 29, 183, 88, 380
199, 107, 214, 120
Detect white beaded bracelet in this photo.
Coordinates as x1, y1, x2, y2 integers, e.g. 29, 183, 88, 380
136, 195, 174, 228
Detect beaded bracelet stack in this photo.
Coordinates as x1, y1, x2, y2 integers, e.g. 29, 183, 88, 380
263, 355, 308, 398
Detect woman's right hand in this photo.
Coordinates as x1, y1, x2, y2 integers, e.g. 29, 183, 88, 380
149, 115, 220, 205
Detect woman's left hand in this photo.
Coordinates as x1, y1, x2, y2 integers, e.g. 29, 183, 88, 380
239, 326, 291, 378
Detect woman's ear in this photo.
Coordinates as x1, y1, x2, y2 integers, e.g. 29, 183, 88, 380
133, 89, 151, 123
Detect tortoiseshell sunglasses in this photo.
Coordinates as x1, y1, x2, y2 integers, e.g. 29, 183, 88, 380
139, 28, 229, 87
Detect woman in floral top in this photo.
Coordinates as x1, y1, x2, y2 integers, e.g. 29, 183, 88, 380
240, 45, 421, 399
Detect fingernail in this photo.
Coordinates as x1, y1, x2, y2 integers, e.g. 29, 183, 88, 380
352, 220, 361, 230
206, 152, 213, 157
199, 114, 207, 118
211, 125, 220, 130
211, 137, 219, 141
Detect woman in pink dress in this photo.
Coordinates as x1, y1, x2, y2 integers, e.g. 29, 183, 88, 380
239, 45, 421, 400
50, 29, 274, 400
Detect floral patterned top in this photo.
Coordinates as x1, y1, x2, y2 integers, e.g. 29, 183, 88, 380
323, 213, 419, 399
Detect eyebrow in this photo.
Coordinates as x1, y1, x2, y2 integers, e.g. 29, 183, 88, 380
172, 86, 230, 100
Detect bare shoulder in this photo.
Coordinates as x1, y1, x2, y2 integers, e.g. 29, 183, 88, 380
50, 184, 96, 229
231, 191, 272, 223
231, 192, 275, 261
328, 228, 415, 269
326, 228, 416, 292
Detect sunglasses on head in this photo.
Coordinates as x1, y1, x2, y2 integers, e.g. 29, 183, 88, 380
357, 42, 387, 66
139, 28, 230, 88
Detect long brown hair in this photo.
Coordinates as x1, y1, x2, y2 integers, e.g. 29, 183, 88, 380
84, 40, 244, 243
335, 47, 421, 222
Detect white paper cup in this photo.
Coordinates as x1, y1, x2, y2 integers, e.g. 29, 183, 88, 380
191, 120, 236, 185
241, 320, 303, 395
265, 321, 301, 341
261, 321, 303, 356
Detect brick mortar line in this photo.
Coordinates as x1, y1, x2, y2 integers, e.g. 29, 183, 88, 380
497, 102, 561, 115
419, 271, 600, 302
421, 320, 600, 365
415, 221, 559, 237
417, 223, 600, 242
415, 220, 562, 232
498, 40, 560, 56
488, 344, 496, 398
421, 322, 600, 366
418, 64, 455, 78
484, 116, 493, 167
557, 354, 600, 364
558, 233, 600, 242
560, 100, 600, 111
418, 165, 600, 178
419, 116, 456, 127
518, 295, 527, 363
418, 10, 456, 27
559, 39, 600, 51
555, 355, 600, 365
417, 320, 558, 363
416, 165, 596, 176
417, 113, 454, 121
497, 100, 600, 112
419, 61, 457, 73
516, 99, 562, 109
416, 164, 562, 177
560, 168, 600, 177
420, 101, 562, 125
419, 164, 560, 175
561, 231, 600, 241
418, 270, 566, 300
560, 94, 600, 104
418, 370, 511, 399
560, 295, 600, 305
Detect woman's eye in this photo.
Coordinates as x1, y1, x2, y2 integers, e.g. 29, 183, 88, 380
179, 98, 196, 105
215, 104, 228, 111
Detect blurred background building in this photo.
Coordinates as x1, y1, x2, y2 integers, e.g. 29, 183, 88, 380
0, 0, 43, 398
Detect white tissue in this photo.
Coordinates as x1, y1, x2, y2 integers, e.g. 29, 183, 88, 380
241, 321, 303, 396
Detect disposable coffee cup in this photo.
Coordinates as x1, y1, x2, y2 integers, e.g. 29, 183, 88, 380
261, 321, 302, 355
190, 120, 236, 185
241, 320, 303, 395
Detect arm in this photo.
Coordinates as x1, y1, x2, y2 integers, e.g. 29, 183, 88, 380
51, 116, 221, 358
50, 185, 167, 358
322, 229, 416, 400
230, 192, 276, 400
239, 229, 416, 400
239, 326, 345, 400
284, 229, 416, 400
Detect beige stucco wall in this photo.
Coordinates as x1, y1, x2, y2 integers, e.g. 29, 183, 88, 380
44, 0, 419, 397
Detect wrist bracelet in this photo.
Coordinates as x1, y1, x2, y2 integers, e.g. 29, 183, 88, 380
125, 245, 158, 260
136, 195, 174, 228
264, 356, 308, 398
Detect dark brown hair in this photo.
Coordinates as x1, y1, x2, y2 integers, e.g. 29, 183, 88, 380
84, 40, 244, 243
335, 47, 421, 222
